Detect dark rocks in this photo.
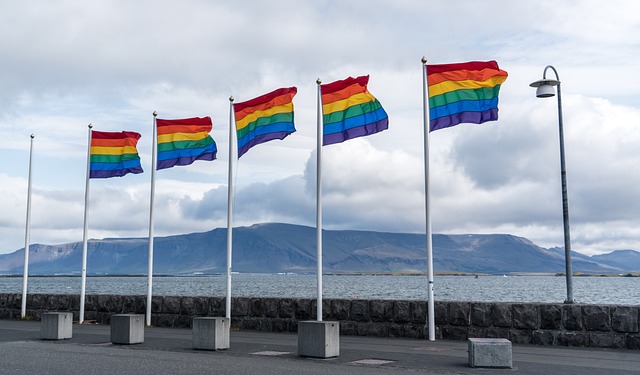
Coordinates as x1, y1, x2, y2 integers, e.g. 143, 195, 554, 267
513, 304, 538, 329
563, 305, 583, 331
370, 300, 393, 322
471, 303, 492, 327
350, 300, 370, 322
540, 304, 562, 329
263, 298, 279, 318
3, 293, 640, 350
294, 299, 312, 320
589, 332, 626, 349
449, 302, 470, 326
278, 298, 295, 319
583, 305, 610, 331
249, 298, 264, 317
532, 330, 555, 345
612, 306, 639, 333
393, 301, 411, 323
410, 301, 426, 324
557, 332, 588, 347
331, 299, 350, 321
163, 296, 181, 314
492, 303, 512, 327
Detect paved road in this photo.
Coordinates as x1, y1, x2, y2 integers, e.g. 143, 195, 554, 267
0, 319, 638, 374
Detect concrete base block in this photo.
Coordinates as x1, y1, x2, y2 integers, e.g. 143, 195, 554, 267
41, 312, 73, 340
468, 338, 512, 368
192, 317, 229, 350
111, 314, 144, 345
297, 321, 339, 358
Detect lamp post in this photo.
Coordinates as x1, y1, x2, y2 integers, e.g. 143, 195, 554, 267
530, 65, 574, 304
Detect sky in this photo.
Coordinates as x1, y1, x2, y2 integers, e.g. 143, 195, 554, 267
1, 0, 639, 256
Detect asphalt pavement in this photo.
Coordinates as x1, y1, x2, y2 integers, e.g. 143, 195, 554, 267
0, 319, 638, 374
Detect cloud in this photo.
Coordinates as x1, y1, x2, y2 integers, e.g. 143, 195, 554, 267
176, 137, 425, 233
3, 91, 640, 257
435, 94, 640, 254
1, 0, 640, 258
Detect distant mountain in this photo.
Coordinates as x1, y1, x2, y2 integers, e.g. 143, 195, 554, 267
591, 250, 640, 272
544, 247, 623, 274
0, 223, 637, 275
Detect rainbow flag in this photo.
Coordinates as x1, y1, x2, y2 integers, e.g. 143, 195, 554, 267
233, 87, 297, 158
426, 60, 508, 132
321, 75, 388, 146
90, 131, 143, 179
156, 116, 217, 170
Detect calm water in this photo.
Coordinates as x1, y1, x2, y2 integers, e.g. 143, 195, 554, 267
1, 274, 639, 305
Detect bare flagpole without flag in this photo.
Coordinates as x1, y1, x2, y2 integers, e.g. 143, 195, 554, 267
146, 111, 158, 326
226, 97, 235, 319
422, 57, 436, 341
21, 134, 35, 319
315, 78, 323, 321
79, 123, 93, 324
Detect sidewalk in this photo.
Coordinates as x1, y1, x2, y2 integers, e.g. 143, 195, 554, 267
0, 319, 638, 375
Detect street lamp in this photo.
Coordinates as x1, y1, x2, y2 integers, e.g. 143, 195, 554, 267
530, 65, 574, 304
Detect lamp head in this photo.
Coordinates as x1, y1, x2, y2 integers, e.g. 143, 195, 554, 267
530, 78, 560, 98
536, 85, 555, 98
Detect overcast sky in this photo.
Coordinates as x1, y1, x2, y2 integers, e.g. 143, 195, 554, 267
1, 0, 639, 256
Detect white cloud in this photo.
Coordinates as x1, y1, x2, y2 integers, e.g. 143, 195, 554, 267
1, 0, 639, 258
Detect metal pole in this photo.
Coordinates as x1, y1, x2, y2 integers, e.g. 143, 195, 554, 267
422, 57, 435, 340
226, 97, 235, 320
316, 79, 323, 322
146, 112, 158, 326
21, 134, 35, 318
543, 65, 574, 304
80, 124, 93, 324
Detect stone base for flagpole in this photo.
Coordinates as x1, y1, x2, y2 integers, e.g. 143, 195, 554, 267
192, 317, 229, 350
297, 321, 339, 358
110, 314, 144, 345
468, 338, 513, 368
41, 312, 73, 340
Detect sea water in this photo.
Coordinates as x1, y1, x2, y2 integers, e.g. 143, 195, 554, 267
1, 274, 638, 305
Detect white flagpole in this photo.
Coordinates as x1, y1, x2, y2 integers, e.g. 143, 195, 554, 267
79, 124, 93, 324
21, 134, 35, 319
315, 79, 323, 322
422, 57, 435, 341
226, 97, 235, 319
146, 112, 158, 327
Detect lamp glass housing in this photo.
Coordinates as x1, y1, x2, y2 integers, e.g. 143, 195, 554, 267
536, 85, 556, 98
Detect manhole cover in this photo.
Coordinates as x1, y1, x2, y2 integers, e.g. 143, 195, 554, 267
90, 342, 113, 347
350, 359, 395, 365
251, 351, 292, 356
412, 346, 447, 352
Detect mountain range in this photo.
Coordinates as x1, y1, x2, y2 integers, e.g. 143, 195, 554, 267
0, 223, 638, 275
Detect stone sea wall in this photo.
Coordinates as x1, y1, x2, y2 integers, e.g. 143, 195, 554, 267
1, 293, 639, 349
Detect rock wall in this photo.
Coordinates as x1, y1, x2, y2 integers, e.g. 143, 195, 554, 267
1, 293, 638, 349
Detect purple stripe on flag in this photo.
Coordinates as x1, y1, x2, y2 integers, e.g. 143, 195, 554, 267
156, 152, 217, 170
238, 131, 292, 158
429, 108, 498, 132
323, 118, 389, 146
90, 166, 143, 179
